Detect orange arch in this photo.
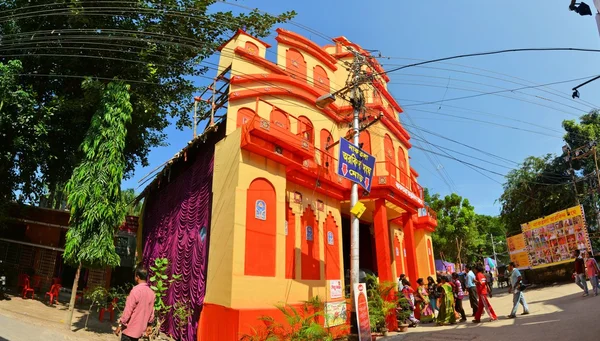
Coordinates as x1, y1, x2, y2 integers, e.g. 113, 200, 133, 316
359, 130, 371, 154
320, 129, 335, 175
286, 48, 307, 81
270, 108, 290, 130
298, 115, 314, 144
245, 178, 277, 277
398, 147, 407, 186
324, 214, 340, 280
384, 134, 397, 178
313, 65, 330, 93
301, 207, 320, 280
427, 239, 435, 275
237, 107, 256, 128
244, 41, 259, 56
286, 203, 296, 279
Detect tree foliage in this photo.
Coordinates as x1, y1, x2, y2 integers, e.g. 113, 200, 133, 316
64, 80, 132, 268
499, 110, 600, 248
0, 60, 50, 216
0, 0, 296, 205
426, 189, 507, 265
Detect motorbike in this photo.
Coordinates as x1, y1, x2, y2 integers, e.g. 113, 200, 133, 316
0, 259, 11, 301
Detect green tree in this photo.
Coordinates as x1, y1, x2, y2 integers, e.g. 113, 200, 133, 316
473, 214, 508, 265
63, 80, 132, 329
121, 188, 144, 216
498, 155, 574, 236
426, 190, 478, 265
0, 1, 296, 206
0, 60, 50, 221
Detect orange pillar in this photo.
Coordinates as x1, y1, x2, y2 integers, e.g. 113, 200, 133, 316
402, 214, 418, 284
373, 199, 397, 331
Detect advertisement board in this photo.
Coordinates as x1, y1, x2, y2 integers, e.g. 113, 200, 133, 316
353, 283, 371, 341
520, 205, 593, 268
506, 234, 531, 269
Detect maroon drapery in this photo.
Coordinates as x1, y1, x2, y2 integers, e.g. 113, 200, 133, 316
142, 145, 213, 341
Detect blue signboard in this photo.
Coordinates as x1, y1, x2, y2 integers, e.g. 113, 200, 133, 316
337, 138, 376, 192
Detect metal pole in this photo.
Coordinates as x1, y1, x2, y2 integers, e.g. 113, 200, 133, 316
349, 92, 360, 295
490, 233, 498, 267
568, 150, 581, 205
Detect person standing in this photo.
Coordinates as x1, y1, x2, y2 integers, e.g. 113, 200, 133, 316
584, 251, 600, 296
426, 276, 438, 314
451, 272, 467, 322
465, 265, 478, 316
573, 250, 589, 297
115, 265, 156, 341
436, 276, 456, 326
401, 279, 420, 327
415, 278, 434, 323
473, 265, 497, 323
507, 262, 529, 318
398, 273, 406, 292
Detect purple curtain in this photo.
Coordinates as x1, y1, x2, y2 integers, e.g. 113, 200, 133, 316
142, 146, 214, 341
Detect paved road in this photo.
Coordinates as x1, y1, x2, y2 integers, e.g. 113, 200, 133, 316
386, 282, 600, 341
0, 314, 75, 341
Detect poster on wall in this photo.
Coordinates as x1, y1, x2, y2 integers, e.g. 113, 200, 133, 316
353, 283, 371, 341
324, 301, 347, 327
506, 234, 531, 269
520, 205, 593, 268
329, 280, 343, 299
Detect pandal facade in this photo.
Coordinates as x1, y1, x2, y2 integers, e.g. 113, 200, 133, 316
138, 28, 438, 341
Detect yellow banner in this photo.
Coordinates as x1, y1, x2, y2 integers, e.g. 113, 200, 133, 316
507, 234, 527, 253
520, 205, 592, 269
509, 251, 531, 269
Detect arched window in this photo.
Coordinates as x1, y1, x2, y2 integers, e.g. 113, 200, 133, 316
301, 207, 320, 280
313, 65, 330, 93
286, 48, 307, 81
359, 130, 371, 154
297, 116, 314, 144
384, 134, 397, 178
427, 239, 435, 275
324, 214, 340, 280
237, 107, 256, 128
373, 90, 382, 105
320, 129, 335, 175
245, 178, 277, 277
398, 147, 407, 186
270, 108, 290, 130
394, 236, 404, 277
285, 204, 296, 279
244, 41, 259, 56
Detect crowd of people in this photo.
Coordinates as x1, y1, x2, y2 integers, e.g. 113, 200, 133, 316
398, 262, 530, 326
572, 250, 600, 297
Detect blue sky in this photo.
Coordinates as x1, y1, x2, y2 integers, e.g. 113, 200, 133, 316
122, 1, 600, 216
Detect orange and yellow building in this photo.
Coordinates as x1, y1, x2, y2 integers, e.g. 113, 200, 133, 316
139, 28, 437, 341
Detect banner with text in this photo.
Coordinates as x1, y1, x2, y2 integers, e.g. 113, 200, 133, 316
506, 234, 531, 269
354, 283, 372, 341
520, 205, 593, 268
338, 138, 376, 192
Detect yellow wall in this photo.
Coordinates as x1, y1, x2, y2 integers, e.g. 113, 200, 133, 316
414, 229, 435, 279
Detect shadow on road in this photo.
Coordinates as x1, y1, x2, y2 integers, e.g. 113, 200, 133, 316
386, 290, 600, 341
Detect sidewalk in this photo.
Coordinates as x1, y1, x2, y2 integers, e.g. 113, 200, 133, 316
0, 292, 115, 341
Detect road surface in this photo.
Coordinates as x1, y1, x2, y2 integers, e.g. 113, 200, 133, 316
387, 281, 600, 341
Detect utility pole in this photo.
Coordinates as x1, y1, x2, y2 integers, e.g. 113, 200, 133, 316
564, 146, 581, 205
316, 48, 368, 330
490, 233, 498, 267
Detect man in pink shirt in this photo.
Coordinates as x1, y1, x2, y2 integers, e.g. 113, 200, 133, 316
115, 265, 156, 341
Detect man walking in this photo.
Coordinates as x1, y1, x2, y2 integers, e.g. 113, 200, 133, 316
465, 265, 478, 316
573, 250, 589, 297
484, 271, 493, 298
507, 262, 529, 318
115, 265, 156, 341
473, 265, 497, 323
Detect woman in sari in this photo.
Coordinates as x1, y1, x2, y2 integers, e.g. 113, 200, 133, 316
436, 276, 457, 326
415, 278, 435, 323
427, 276, 438, 313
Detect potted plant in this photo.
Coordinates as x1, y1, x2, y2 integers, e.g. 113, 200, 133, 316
365, 275, 396, 338
396, 294, 412, 332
